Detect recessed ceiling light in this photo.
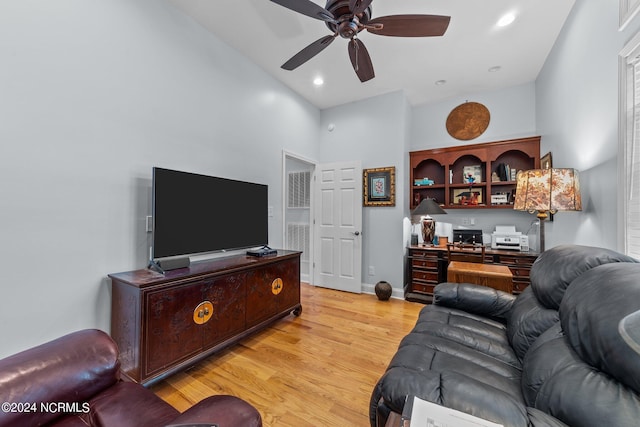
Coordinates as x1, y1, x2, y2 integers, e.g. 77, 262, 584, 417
497, 12, 516, 27
435, 80, 447, 85
488, 66, 502, 73
313, 77, 324, 86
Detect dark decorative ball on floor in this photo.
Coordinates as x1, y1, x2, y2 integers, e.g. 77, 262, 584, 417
375, 281, 393, 301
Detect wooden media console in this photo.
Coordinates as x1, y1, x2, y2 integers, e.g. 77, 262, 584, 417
109, 250, 301, 386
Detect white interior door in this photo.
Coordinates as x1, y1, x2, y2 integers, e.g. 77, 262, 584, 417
313, 161, 362, 293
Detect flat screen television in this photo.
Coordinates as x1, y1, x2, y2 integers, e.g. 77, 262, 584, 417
152, 167, 268, 261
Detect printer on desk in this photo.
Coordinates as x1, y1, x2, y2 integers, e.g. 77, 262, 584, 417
491, 225, 529, 251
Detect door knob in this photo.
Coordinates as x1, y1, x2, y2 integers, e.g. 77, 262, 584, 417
353, 231, 361, 236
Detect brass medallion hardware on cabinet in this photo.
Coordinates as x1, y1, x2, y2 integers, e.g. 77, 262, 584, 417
272, 278, 284, 295
193, 301, 213, 325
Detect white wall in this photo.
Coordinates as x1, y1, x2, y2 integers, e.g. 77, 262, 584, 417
536, 0, 640, 250
410, 83, 537, 151
317, 84, 543, 295
409, 83, 542, 244
319, 91, 410, 295
0, 0, 320, 358
3, 0, 637, 358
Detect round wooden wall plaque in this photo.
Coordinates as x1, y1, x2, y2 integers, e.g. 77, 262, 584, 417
446, 102, 490, 140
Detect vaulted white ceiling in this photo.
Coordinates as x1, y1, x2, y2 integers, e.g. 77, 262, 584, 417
170, 0, 575, 109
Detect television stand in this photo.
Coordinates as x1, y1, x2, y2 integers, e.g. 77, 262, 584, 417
147, 260, 165, 274
109, 250, 301, 385
246, 245, 277, 257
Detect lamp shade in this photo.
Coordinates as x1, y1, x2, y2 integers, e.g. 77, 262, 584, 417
412, 198, 447, 216
514, 168, 582, 213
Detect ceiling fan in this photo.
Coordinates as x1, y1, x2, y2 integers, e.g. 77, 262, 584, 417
269, 0, 451, 82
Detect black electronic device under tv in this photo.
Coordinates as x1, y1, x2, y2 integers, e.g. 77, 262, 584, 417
151, 167, 269, 267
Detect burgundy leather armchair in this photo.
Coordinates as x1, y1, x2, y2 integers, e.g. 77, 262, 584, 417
0, 329, 262, 427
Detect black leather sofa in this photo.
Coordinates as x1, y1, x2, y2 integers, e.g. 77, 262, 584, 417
370, 245, 640, 427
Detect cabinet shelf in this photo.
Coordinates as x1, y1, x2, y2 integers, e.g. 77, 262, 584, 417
412, 184, 445, 190
449, 183, 487, 189
488, 204, 517, 209
410, 136, 540, 210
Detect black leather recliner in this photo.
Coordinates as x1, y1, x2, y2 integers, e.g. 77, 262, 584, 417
370, 245, 640, 427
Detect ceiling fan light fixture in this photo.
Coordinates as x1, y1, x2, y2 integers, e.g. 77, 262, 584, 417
271, 0, 450, 83
497, 12, 516, 27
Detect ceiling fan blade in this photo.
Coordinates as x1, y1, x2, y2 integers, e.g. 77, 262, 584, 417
367, 15, 451, 37
348, 38, 375, 82
281, 35, 337, 70
269, 0, 337, 23
349, 0, 373, 15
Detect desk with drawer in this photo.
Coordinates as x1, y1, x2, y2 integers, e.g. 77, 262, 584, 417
405, 245, 539, 304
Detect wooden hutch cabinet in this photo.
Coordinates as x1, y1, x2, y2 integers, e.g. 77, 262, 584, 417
109, 251, 301, 386
406, 246, 539, 304
410, 136, 540, 209
406, 136, 542, 303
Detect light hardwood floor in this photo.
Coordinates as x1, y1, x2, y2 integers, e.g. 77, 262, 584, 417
151, 283, 423, 427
